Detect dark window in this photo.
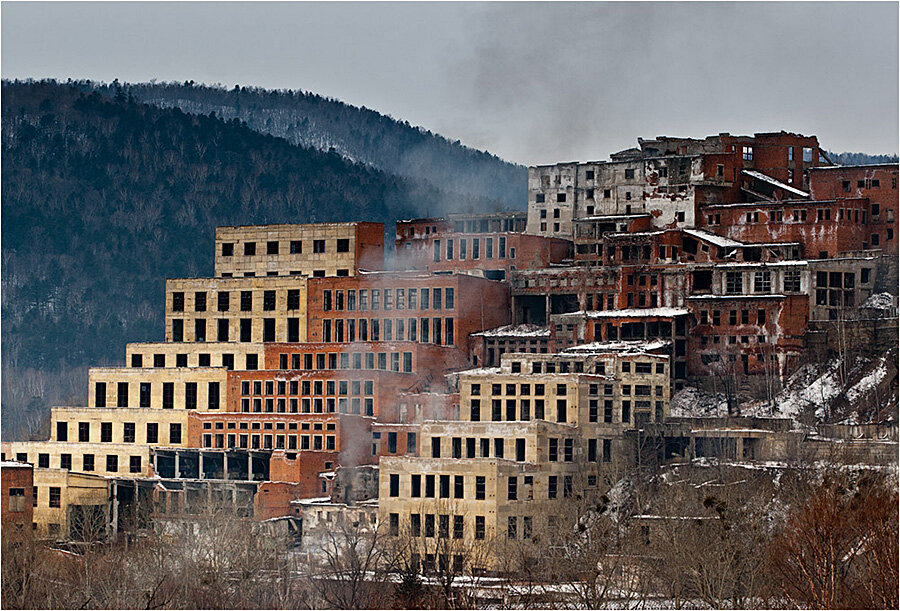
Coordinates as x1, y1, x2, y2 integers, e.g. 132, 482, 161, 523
147, 423, 158, 444
244, 242, 256, 256
185, 382, 198, 409
314, 240, 326, 253
49, 487, 61, 508
336, 238, 350, 252
172, 292, 184, 312
267, 241, 279, 255
56, 421, 68, 442
240, 291, 253, 311
130, 456, 142, 473
221, 242, 234, 256
169, 423, 182, 444
101, 422, 113, 442
106, 455, 118, 473
78, 422, 90, 442
162, 383, 174, 409
123, 422, 135, 443
389, 474, 400, 497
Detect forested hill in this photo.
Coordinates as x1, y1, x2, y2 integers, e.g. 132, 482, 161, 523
0, 79, 502, 439
824, 151, 899, 166
92, 80, 527, 206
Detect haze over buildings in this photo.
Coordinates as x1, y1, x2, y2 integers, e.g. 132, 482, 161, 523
2, 2, 897, 163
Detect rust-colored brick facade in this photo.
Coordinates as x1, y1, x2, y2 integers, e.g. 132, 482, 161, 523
1, 462, 34, 540
809, 164, 899, 254
305, 272, 511, 354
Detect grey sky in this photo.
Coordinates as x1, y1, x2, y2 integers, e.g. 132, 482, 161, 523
2, 1, 897, 164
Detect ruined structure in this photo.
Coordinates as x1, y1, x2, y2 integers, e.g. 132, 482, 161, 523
2, 131, 896, 574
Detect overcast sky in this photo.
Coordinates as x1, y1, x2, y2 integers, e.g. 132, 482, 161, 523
2, 1, 897, 165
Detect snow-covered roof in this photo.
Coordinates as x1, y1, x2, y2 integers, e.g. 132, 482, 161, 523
555, 307, 689, 319
473, 324, 551, 338
687, 294, 787, 300
862, 292, 896, 310
563, 339, 671, 354
574, 214, 651, 222
682, 228, 744, 248
0, 461, 30, 468
456, 366, 504, 376
292, 496, 335, 506
742, 170, 810, 198
810, 163, 898, 170
708, 260, 808, 268
605, 230, 667, 239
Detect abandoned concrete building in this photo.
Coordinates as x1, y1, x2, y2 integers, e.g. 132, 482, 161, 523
2, 131, 896, 572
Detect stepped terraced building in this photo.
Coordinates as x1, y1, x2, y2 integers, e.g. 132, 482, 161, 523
3, 135, 897, 572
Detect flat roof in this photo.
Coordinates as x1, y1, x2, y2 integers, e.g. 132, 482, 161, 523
742, 170, 810, 198
555, 307, 689, 319
682, 228, 744, 248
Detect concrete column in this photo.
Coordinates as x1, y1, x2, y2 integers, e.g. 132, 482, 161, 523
223, 452, 229, 481
174, 451, 180, 479
248, 453, 254, 481
545, 294, 551, 325
109, 480, 119, 538
198, 451, 204, 480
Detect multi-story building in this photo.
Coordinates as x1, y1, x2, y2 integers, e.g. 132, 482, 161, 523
214, 222, 385, 278
305, 271, 511, 354
378, 348, 671, 571
809, 164, 899, 254
1, 461, 34, 540
395, 213, 571, 280
526, 132, 824, 239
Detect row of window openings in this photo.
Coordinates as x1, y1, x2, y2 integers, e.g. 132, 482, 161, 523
468, 396, 660, 424
175, 287, 458, 315
203, 432, 335, 451
387, 513, 484, 543
240, 397, 373, 416
57, 421, 181, 444
241, 379, 374, 397
321, 317, 454, 345
724, 270, 800, 294
431, 237, 512, 262
172, 289, 302, 312
171, 318, 299, 343
221, 238, 349, 257
372, 431, 417, 455
94, 382, 219, 409
24, 453, 143, 474
130, 352, 258, 369
841, 179, 881, 191
322, 287, 454, 312
698, 309, 768, 326
733, 208, 868, 225
277, 351, 413, 373
388, 472, 586, 503
700, 335, 769, 346
221, 270, 348, 278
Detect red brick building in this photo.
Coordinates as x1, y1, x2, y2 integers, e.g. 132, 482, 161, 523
809, 164, 899, 254
697, 198, 870, 259
225, 367, 418, 420
1, 461, 34, 540
395, 227, 571, 280
306, 271, 511, 355
262, 341, 469, 389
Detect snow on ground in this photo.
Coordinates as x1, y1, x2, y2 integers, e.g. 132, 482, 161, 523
845, 355, 889, 403
862, 292, 895, 311
772, 360, 845, 420
669, 386, 728, 418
